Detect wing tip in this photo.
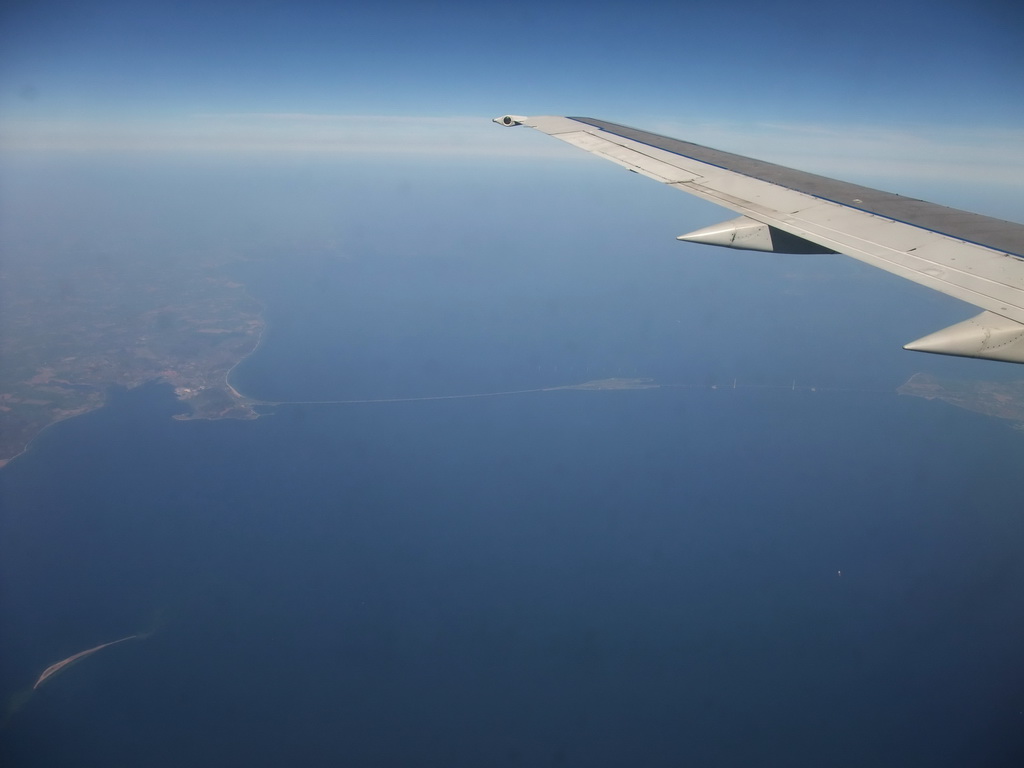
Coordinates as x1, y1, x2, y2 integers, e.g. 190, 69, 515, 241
492, 114, 528, 127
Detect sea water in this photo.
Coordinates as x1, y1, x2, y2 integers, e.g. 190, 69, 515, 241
2, 163, 1024, 766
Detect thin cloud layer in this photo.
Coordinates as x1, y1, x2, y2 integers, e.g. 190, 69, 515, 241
0, 113, 563, 157
2, 112, 1022, 189
650, 119, 1024, 186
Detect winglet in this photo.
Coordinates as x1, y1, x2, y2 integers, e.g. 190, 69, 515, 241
904, 310, 1024, 363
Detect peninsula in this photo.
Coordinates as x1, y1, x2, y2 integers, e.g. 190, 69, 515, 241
0, 250, 263, 467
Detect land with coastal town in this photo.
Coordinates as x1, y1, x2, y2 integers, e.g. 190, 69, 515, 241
0, 249, 263, 467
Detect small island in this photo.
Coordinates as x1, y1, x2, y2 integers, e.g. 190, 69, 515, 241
557, 377, 660, 391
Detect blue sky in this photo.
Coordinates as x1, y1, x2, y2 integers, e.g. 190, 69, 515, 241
1, 0, 1021, 120
1, 0, 1022, 169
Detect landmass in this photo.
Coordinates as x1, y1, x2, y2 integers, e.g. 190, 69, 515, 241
0, 249, 263, 467
32, 634, 140, 690
898, 372, 1024, 427
0, 256, 662, 469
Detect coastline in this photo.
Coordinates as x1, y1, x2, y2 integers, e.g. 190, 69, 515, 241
172, 294, 270, 421
223, 301, 269, 405
0, 278, 269, 469
898, 371, 1024, 425
0, 403, 104, 469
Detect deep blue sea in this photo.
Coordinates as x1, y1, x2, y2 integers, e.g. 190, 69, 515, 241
3, 160, 1024, 766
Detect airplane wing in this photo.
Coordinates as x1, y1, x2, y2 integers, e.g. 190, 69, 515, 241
494, 114, 1024, 364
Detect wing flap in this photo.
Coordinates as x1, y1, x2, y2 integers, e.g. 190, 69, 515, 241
675, 175, 827, 217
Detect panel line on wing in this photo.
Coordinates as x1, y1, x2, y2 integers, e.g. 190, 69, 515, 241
570, 117, 1024, 259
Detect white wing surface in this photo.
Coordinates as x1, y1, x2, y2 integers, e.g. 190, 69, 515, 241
494, 115, 1024, 364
